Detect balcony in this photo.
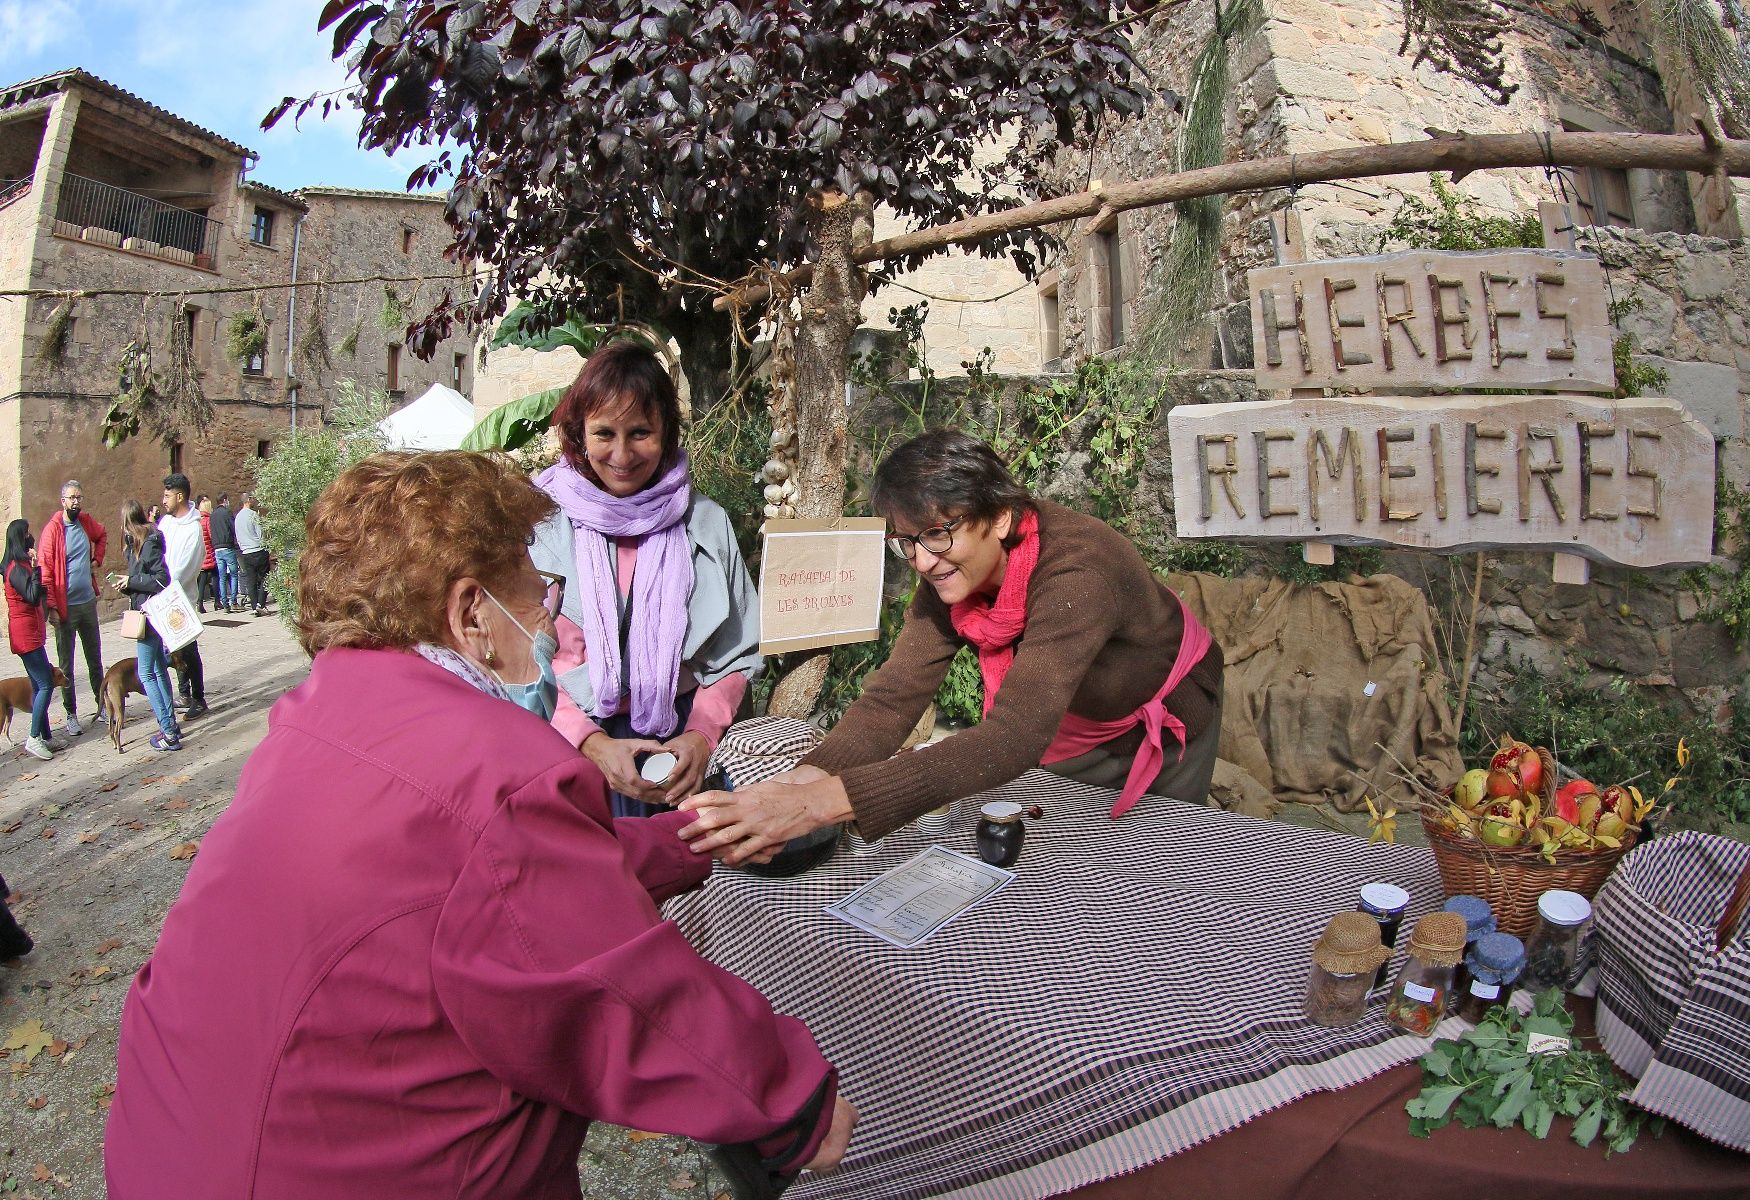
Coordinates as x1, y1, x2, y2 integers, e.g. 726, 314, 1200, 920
53, 173, 218, 268
0, 177, 28, 212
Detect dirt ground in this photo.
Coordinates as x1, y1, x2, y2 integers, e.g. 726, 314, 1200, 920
0, 612, 719, 1200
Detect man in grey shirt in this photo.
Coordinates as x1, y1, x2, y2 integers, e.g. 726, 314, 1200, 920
235, 493, 270, 617
39, 479, 106, 737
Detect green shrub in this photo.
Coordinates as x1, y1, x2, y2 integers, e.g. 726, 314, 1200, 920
250, 380, 389, 627
1685, 479, 1750, 650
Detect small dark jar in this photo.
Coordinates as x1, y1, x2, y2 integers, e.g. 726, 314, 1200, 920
976, 801, 1027, 868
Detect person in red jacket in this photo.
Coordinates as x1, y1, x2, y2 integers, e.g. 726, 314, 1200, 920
195, 497, 218, 613
107, 451, 855, 1200
38, 479, 107, 737
4, 519, 57, 760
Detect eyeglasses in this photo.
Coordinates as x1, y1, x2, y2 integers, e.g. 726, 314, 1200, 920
536, 569, 565, 620
886, 517, 965, 561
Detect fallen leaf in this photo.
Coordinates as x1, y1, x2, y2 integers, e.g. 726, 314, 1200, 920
120, 819, 145, 831
2, 820, 21, 834
162, 798, 189, 812
168, 841, 199, 861
31, 1164, 50, 1183
99, 781, 119, 793
165, 775, 190, 786
38, 829, 54, 840
95, 1081, 115, 1096
77, 831, 98, 844
25, 1095, 46, 1110
668, 1173, 698, 1192
139, 775, 164, 786
69, 1036, 88, 1052
95, 939, 122, 955
626, 1130, 666, 1143
3, 1021, 55, 1064
89, 965, 110, 979
46, 1039, 68, 1058
39, 803, 59, 817
18, 772, 36, 781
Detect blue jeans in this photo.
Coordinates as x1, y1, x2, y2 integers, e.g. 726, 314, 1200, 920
214, 548, 240, 607
18, 647, 54, 739
134, 626, 180, 738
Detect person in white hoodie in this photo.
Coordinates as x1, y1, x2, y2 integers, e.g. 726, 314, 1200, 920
157, 473, 208, 719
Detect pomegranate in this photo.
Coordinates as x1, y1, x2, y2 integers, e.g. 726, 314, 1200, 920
1490, 739, 1543, 795
1554, 780, 1597, 825
1485, 767, 1520, 800
1455, 768, 1490, 811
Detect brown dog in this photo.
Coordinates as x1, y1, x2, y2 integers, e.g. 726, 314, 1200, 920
103, 651, 190, 753
0, 667, 71, 741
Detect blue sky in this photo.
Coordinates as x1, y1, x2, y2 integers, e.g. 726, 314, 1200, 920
0, 0, 440, 192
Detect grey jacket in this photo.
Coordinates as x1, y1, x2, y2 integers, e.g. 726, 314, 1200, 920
530, 494, 763, 719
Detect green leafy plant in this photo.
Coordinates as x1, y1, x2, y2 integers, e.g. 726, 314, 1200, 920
1378, 174, 1543, 252
1408, 989, 1661, 1152
378, 287, 409, 338
935, 646, 984, 727
250, 380, 391, 628
225, 310, 269, 367
1685, 479, 1750, 651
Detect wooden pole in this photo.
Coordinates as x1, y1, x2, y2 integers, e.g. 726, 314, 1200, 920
718, 130, 1750, 311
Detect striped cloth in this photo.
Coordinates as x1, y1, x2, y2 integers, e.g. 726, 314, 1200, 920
665, 769, 1472, 1199
1595, 831, 1750, 1153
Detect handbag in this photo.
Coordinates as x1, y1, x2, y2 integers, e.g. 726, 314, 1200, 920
119, 609, 148, 639
141, 579, 203, 653
1593, 831, 1750, 1151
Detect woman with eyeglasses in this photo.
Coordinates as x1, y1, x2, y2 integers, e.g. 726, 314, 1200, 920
530, 340, 762, 815
679, 428, 1225, 864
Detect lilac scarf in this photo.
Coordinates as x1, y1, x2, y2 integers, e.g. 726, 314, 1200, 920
536, 455, 694, 737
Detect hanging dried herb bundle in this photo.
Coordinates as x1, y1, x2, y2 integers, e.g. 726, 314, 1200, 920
1399, 0, 1516, 106
225, 306, 269, 366
379, 286, 409, 338
103, 338, 158, 449
162, 299, 213, 437
298, 281, 332, 373
36, 293, 76, 366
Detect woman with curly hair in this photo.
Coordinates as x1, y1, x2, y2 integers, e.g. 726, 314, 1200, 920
107, 450, 852, 1199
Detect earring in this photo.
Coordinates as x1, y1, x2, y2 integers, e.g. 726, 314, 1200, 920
484, 647, 496, 665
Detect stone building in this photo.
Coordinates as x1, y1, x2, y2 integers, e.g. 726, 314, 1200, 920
0, 69, 470, 553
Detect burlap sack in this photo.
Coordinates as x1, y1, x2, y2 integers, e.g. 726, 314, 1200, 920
1170, 572, 1463, 813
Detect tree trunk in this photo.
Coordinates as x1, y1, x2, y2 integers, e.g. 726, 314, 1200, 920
767, 191, 874, 721
672, 302, 737, 413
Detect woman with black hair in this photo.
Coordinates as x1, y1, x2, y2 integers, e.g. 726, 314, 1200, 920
680, 429, 1227, 862
4, 518, 58, 760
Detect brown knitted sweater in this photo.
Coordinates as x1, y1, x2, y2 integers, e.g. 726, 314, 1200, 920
802, 500, 1223, 839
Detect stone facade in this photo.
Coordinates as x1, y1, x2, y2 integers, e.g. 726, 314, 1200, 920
0, 70, 470, 567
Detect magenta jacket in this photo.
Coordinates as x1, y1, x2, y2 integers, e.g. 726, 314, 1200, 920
106, 646, 836, 1199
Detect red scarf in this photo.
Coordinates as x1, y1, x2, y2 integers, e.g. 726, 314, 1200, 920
948, 509, 1040, 716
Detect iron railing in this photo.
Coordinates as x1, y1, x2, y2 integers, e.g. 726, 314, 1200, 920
54, 173, 218, 260
0, 178, 28, 211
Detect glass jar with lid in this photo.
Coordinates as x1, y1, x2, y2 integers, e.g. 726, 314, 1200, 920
1522, 890, 1593, 993
1305, 913, 1394, 1027
975, 802, 1040, 867
1357, 883, 1410, 990
1385, 912, 1467, 1036
1455, 932, 1526, 1023
1441, 895, 1497, 1008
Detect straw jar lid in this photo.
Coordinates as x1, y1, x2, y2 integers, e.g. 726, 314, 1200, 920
1407, 911, 1469, 967
1312, 912, 1395, 975
1442, 894, 1497, 941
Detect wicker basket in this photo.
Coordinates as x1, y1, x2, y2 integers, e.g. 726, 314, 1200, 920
1421, 811, 1637, 937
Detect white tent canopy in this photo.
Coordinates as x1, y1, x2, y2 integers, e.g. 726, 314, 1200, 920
378, 383, 475, 451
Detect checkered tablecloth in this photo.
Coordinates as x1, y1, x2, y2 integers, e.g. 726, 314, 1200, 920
665, 770, 1469, 1200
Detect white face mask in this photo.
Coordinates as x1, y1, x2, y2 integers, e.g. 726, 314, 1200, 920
483, 589, 559, 718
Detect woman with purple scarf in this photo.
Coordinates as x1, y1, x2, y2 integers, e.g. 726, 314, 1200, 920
531, 341, 762, 817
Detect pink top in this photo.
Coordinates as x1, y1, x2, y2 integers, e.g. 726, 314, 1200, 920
106, 646, 835, 1199
551, 540, 746, 752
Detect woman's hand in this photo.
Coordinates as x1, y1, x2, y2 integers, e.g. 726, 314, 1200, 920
657, 730, 712, 805
677, 775, 853, 865
581, 732, 669, 804
801, 1096, 858, 1174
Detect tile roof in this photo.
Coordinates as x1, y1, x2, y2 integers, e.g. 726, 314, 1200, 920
240, 179, 309, 210
295, 186, 448, 203
0, 68, 255, 159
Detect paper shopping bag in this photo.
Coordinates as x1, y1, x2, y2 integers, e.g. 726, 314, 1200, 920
142, 579, 203, 653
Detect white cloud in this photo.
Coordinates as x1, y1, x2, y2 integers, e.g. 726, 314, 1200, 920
0, 0, 81, 69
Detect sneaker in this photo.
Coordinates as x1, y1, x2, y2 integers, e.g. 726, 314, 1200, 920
149, 733, 182, 753
64, 714, 83, 737
0, 922, 31, 961
23, 736, 53, 761
91, 710, 107, 726
253, 609, 268, 618
45, 732, 71, 752
182, 702, 209, 720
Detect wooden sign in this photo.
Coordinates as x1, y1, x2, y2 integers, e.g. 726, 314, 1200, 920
1168, 394, 1715, 568
1250, 250, 1615, 393
758, 518, 889, 654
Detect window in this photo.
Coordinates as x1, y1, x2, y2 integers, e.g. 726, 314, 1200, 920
401, 227, 414, 254
169, 442, 184, 474
244, 347, 266, 376
1569, 164, 1635, 229
256, 440, 272, 459
452, 352, 466, 391
1103, 229, 1125, 348
1038, 274, 1061, 367
250, 207, 274, 246
387, 344, 402, 394
1086, 216, 1125, 353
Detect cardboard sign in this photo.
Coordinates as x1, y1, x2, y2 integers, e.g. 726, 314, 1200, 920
1250, 250, 1615, 393
1167, 394, 1715, 569
759, 518, 888, 654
